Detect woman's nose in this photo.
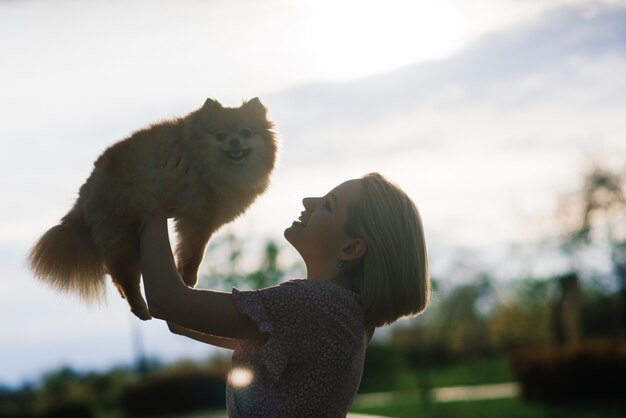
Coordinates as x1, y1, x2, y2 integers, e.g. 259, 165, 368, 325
302, 197, 314, 209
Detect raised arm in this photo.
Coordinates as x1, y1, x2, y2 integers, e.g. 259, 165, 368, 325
139, 216, 264, 341
167, 321, 239, 350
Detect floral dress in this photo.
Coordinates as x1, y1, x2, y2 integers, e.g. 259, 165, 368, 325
226, 279, 374, 417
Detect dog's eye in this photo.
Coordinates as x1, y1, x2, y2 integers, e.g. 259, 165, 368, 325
239, 128, 252, 139
216, 132, 228, 141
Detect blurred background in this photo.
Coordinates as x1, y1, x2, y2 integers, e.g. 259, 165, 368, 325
1, 0, 625, 417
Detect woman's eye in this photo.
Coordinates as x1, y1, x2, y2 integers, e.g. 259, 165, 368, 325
323, 200, 331, 210
239, 128, 252, 138
216, 132, 228, 141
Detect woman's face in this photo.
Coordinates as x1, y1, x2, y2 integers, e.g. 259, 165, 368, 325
284, 179, 363, 266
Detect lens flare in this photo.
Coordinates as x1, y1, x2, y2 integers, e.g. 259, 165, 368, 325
229, 367, 254, 387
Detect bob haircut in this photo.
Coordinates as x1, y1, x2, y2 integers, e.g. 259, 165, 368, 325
343, 173, 430, 328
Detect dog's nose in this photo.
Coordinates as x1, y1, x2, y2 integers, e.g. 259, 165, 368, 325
229, 138, 241, 149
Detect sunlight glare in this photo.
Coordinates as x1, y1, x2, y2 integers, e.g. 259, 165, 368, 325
296, 0, 464, 80
229, 367, 254, 387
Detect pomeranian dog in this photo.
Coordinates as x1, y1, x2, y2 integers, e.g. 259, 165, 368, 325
28, 98, 277, 320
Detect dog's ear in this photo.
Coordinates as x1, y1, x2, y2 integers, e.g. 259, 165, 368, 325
203, 98, 222, 113
245, 97, 266, 115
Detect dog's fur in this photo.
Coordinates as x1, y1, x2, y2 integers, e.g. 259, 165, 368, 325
28, 98, 277, 320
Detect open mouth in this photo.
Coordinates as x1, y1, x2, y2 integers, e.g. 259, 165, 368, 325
292, 214, 307, 227
222, 148, 252, 163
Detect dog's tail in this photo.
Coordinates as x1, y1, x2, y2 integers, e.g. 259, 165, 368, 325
28, 209, 106, 304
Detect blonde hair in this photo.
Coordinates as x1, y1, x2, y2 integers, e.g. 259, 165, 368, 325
344, 173, 430, 328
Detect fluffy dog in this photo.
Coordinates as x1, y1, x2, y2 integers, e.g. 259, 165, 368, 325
28, 98, 277, 320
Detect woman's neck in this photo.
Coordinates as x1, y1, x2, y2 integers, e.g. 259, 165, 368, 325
306, 263, 356, 292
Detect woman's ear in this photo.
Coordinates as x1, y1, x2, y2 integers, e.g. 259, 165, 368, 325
341, 238, 367, 261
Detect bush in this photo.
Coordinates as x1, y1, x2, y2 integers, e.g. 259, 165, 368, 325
0, 385, 39, 418
359, 343, 422, 393
510, 340, 626, 404
120, 371, 226, 416
43, 401, 93, 418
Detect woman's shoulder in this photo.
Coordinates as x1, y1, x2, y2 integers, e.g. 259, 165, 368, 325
279, 279, 360, 303
235, 278, 364, 327
277, 279, 363, 319
280, 278, 355, 293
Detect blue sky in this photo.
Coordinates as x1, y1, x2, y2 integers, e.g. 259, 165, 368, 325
1, 0, 625, 386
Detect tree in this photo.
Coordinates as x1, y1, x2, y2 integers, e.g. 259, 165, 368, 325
200, 233, 285, 290
488, 277, 554, 350
558, 163, 626, 335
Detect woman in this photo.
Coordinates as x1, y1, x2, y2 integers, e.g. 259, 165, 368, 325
140, 163, 430, 416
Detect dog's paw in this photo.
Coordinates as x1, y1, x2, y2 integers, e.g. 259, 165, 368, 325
132, 308, 153, 321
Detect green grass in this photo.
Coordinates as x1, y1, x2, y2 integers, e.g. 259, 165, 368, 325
360, 355, 514, 394
350, 395, 626, 418
95, 408, 228, 418
99, 391, 626, 418
102, 397, 626, 418
97, 355, 626, 418
416, 355, 513, 388
352, 355, 626, 417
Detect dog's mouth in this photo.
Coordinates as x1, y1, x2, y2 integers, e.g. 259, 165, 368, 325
222, 148, 252, 163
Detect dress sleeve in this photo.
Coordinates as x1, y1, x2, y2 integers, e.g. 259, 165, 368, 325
232, 280, 330, 382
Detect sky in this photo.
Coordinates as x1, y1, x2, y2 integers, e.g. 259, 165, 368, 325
1, 0, 625, 387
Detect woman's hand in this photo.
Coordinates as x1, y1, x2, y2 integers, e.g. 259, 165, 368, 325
139, 217, 264, 341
